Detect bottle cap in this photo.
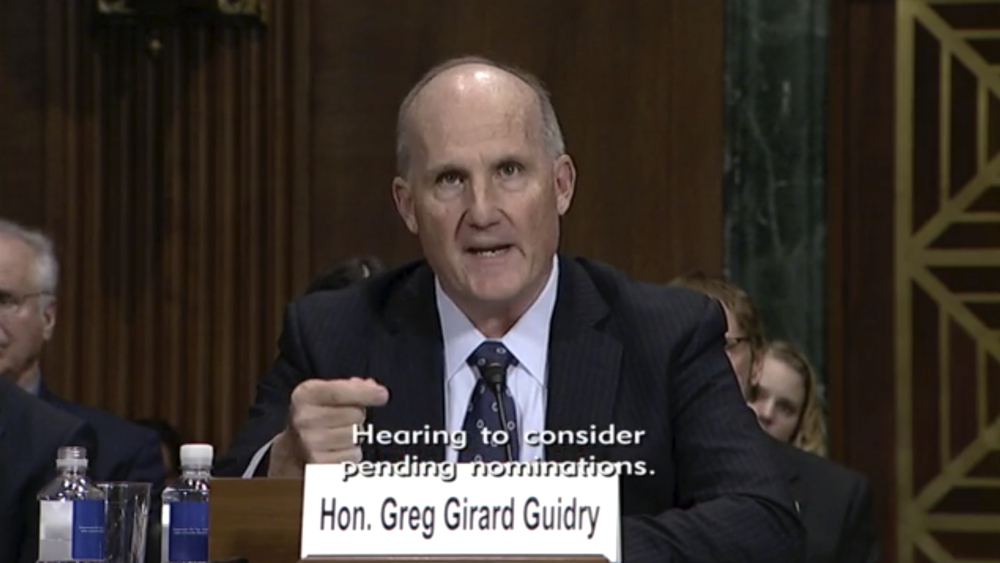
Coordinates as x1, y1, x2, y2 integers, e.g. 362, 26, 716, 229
180, 443, 214, 467
56, 446, 89, 469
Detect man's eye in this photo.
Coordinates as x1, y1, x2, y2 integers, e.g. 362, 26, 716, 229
437, 171, 463, 185
0, 293, 15, 306
498, 163, 522, 177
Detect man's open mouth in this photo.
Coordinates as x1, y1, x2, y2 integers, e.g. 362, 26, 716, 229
467, 244, 513, 258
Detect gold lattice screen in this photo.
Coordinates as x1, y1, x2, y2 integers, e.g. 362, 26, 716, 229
896, 1, 1000, 562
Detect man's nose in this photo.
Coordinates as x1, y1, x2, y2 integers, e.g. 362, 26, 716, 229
465, 181, 501, 227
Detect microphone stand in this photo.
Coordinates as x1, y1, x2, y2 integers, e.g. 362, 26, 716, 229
482, 363, 516, 462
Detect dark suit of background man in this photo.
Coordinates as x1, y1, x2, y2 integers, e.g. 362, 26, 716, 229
672, 273, 879, 563
217, 56, 805, 563
0, 221, 165, 498
0, 376, 97, 563
304, 255, 386, 294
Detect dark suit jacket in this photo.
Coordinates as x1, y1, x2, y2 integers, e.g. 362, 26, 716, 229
218, 256, 805, 563
39, 383, 166, 563
774, 441, 878, 563
38, 383, 165, 492
0, 377, 98, 563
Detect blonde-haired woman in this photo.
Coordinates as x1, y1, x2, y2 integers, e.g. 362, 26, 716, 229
748, 340, 827, 457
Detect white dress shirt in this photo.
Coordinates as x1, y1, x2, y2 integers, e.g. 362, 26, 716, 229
437, 257, 558, 462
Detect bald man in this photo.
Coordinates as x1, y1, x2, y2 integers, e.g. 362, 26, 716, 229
217, 57, 804, 563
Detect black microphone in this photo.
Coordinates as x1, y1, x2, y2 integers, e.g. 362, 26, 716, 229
480, 362, 516, 462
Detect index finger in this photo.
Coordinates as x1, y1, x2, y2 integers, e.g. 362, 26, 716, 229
297, 377, 390, 408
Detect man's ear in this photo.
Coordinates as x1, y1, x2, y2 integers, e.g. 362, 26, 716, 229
392, 177, 419, 234
553, 154, 576, 215
41, 298, 57, 341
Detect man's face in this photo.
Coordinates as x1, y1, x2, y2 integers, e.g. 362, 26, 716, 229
393, 68, 575, 316
0, 236, 55, 380
722, 306, 755, 394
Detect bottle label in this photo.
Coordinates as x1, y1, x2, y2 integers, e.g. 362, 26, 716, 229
38, 500, 73, 561
71, 499, 106, 560
168, 501, 209, 562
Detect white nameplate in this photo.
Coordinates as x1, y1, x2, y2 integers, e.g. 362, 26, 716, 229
301, 460, 620, 562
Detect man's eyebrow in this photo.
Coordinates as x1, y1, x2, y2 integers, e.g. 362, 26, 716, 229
426, 163, 466, 178
492, 153, 526, 163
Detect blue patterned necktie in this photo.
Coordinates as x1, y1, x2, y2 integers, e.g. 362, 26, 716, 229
459, 341, 520, 462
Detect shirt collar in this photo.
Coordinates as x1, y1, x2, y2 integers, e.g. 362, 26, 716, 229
436, 256, 559, 386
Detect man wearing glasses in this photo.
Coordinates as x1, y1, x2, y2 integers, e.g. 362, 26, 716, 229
0, 220, 164, 501
672, 272, 879, 563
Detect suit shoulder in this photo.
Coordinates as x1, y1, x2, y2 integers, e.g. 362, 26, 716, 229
290, 259, 428, 326
48, 398, 158, 450
7, 390, 90, 449
27, 396, 88, 436
570, 256, 720, 326
0, 380, 82, 437
783, 444, 871, 489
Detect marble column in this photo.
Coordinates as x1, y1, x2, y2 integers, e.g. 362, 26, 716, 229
723, 0, 829, 394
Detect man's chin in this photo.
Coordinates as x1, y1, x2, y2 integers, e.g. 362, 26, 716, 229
464, 278, 526, 305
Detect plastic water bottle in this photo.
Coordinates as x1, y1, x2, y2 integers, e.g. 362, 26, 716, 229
161, 443, 213, 563
37, 446, 106, 563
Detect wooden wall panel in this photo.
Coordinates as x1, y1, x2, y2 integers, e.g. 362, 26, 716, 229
894, 2, 1000, 560
306, 0, 724, 283
827, 2, 900, 561
40, 0, 310, 449
0, 0, 46, 226
830, 1, 1000, 562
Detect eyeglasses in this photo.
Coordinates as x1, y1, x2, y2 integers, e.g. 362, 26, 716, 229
0, 290, 50, 317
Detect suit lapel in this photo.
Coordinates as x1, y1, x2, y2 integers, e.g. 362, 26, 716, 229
366, 257, 623, 463
367, 265, 446, 462
545, 257, 622, 461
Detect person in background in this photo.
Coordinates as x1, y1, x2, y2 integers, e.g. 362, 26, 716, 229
0, 219, 164, 491
134, 418, 184, 480
304, 255, 386, 294
750, 340, 828, 457
0, 219, 165, 563
0, 376, 97, 563
672, 271, 879, 563
668, 271, 766, 389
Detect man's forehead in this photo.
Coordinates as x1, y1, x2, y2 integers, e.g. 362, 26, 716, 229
426, 109, 533, 143
411, 91, 538, 133
0, 236, 36, 285
408, 108, 544, 169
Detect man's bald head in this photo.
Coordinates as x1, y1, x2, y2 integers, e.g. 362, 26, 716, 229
395, 56, 565, 177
